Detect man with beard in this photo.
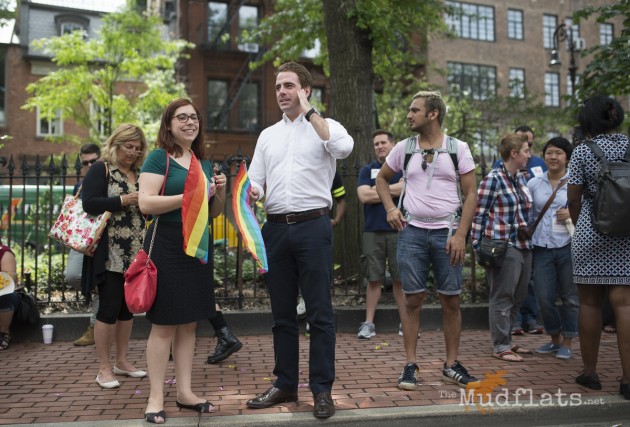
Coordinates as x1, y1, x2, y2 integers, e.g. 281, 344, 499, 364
376, 91, 479, 390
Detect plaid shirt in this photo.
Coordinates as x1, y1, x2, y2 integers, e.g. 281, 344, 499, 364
472, 164, 532, 250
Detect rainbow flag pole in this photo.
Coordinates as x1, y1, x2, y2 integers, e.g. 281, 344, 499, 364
232, 161, 268, 273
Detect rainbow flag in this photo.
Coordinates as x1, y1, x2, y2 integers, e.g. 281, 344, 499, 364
232, 161, 268, 273
182, 152, 210, 263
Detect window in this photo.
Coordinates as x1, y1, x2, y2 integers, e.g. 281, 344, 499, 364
55, 14, 89, 36
207, 80, 229, 130
37, 108, 63, 137
207, 2, 228, 48
302, 39, 322, 59
507, 9, 523, 40
237, 82, 259, 131
544, 73, 560, 107
564, 18, 580, 50
447, 62, 496, 100
0, 48, 6, 127
600, 23, 613, 45
566, 74, 580, 98
446, 1, 495, 41
543, 14, 557, 49
90, 103, 108, 139
237, 5, 259, 51
508, 68, 525, 98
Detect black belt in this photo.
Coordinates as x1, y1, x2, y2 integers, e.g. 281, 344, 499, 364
267, 208, 330, 224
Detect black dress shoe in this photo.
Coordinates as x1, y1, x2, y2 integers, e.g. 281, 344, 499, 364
313, 392, 335, 418
246, 386, 298, 409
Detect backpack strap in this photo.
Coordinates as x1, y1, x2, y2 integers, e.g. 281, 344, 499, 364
397, 137, 417, 211
448, 136, 463, 211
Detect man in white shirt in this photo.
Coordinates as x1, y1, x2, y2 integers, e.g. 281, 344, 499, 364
245, 62, 353, 419
376, 91, 479, 390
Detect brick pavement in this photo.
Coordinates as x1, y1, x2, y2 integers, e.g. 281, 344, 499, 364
0, 330, 624, 425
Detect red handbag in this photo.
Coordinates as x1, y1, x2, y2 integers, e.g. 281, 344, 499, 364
123, 154, 169, 314
124, 220, 158, 314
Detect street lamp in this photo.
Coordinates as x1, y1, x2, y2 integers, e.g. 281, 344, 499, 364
550, 23, 578, 99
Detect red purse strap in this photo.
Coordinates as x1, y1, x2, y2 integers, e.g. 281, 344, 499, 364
144, 151, 171, 262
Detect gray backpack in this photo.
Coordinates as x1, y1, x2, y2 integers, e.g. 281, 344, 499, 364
587, 141, 630, 236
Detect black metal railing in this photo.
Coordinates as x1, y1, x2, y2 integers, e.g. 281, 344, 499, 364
0, 152, 491, 312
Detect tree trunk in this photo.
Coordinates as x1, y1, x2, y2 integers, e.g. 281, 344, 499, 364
322, 0, 374, 282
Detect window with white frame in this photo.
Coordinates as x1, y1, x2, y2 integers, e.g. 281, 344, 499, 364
544, 73, 560, 107
566, 74, 580, 98
507, 9, 523, 40
37, 108, 63, 137
447, 62, 496, 100
564, 18, 580, 50
543, 14, 557, 49
508, 68, 525, 98
61, 22, 84, 35
600, 23, 613, 45
207, 79, 229, 130
446, 1, 495, 41
90, 103, 107, 139
55, 14, 89, 37
207, 2, 229, 48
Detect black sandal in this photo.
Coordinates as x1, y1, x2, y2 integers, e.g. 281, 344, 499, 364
144, 410, 166, 424
0, 332, 10, 350
176, 400, 215, 413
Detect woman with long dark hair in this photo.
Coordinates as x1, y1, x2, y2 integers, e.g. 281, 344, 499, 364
138, 99, 227, 423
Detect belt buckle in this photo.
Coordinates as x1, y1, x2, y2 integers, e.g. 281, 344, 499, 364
286, 214, 298, 225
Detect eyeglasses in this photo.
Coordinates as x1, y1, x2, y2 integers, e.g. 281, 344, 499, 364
82, 158, 98, 167
174, 113, 199, 123
121, 145, 143, 156
421, 149, 435, 171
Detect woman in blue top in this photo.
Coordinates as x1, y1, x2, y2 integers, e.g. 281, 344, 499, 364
527, 137, 577, 360
138, 99, 227, 423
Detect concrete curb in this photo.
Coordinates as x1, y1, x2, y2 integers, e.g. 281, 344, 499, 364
11, 304, 490, 343
4, 395, 628, 427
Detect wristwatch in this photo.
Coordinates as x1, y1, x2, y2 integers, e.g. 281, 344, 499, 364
304, 107, 319, 122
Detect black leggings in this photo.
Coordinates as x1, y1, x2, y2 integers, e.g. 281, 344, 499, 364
96, 271, 133, 324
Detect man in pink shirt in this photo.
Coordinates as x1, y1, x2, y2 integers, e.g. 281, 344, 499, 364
376, 91, 479, 390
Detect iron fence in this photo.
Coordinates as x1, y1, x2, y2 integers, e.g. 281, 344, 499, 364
0, 152, 490, 312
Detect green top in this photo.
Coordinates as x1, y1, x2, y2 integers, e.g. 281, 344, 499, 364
141, 148, 213, 223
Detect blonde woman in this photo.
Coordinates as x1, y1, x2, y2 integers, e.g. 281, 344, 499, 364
81, 124, 149, 389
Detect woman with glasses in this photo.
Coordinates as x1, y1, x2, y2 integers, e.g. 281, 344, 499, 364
81, 124, 149, 389
138, 99, 226, 424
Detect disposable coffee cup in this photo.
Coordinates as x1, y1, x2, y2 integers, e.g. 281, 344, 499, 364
42, 324, 53, 344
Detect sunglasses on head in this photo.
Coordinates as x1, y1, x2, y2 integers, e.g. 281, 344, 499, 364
82, 158, 98, 166
421, 149, 435, 171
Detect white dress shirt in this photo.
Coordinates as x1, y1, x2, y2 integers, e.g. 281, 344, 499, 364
248, 113, 354, 214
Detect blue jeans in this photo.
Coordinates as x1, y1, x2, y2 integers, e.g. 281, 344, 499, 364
514, 279, 539, 330
397, 226, 462, 295
532, 244, 579, 338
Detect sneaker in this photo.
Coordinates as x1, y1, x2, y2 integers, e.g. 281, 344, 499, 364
555, 346, 572, 359
576, 372, 602, 390
442, 361, 480, 388
527, 326, 544, 334
511, 328, 524, 336
535, 342, 561, 354
397, 363, 419, 390
296, 297, 306, 319
357, 321, 375, 339
398, 323, 421, 338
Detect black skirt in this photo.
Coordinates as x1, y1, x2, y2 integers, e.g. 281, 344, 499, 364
144, 221, 215, 325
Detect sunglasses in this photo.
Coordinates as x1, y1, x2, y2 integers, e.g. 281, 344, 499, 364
421, 149, 435, 171
82, 158, 98, 166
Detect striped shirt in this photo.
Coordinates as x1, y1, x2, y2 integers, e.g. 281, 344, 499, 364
472, 163, 533, 250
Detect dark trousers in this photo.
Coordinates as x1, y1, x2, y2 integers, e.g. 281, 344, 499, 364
262, 215, 336, 394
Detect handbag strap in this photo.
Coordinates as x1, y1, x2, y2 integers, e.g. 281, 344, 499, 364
144, 153, 171, 261
530, 178, 567, 234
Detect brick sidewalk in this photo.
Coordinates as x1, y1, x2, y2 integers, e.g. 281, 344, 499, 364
0, 330, 624, 425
